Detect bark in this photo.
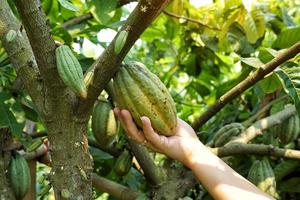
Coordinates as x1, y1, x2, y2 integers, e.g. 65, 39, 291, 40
0, 129, 16, 200
92, 173, 145, 200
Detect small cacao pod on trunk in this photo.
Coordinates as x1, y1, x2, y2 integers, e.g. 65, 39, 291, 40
113, 61, 177, 136
92, 98, 119, 147
114, 150, 133, 176
8, 153, 31, 199
56, 45, 87, 99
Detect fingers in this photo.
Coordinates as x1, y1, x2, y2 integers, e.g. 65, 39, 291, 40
114, 108, 145, 143
140, 116, 166, 150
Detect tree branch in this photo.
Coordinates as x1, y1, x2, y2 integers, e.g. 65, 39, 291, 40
15, 0, 68, 108
76, 0, 171, 115
62, 13, 92, 29
242, 95, 287, 127
163, 10, 220, 30
128, 140, 167, 186
192, 41, 300, 130
92, 173, 145, 200
0, 0, 43, 110
230, 105, 295, 144
211, 143, 300, 160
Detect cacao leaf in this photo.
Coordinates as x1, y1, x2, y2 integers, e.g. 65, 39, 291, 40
58, 0, 79, 11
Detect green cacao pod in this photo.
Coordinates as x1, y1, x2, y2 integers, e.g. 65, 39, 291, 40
114, 150, 133, 176
213, 123, 244, 147
113, 61, 177, 136
56, 45, 87, 99
247, 159, 279, 199
8, 153, 31, 199
92, 99, 119, 147
114, 30, 128, 54
274, 159, 299, 181
277, 114, 300, 144
83, 67, 94, 87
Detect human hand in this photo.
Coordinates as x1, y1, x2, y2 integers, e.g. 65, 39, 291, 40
113, 108, 205, 166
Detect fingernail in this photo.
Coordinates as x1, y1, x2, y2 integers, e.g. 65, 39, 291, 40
140, 116, 146, 123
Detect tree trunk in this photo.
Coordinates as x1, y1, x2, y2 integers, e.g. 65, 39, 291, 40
46, 114, 93, 199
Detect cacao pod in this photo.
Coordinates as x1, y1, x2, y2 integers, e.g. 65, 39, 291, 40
92, 99, 119, 147
83, 67, 94, 87
113, 61, 177, 136
213, 123, 244, 147
247, 159, 279, 199
114, 30, 128, 54
277, 114, 300, 144
274, 159, 299, 181
56, 45, 87, 99
8, 153, 31, 199
114, 150, 133, 176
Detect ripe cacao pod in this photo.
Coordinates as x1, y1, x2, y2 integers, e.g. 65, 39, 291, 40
247, 159, 279, 199
56, 45, 87, 99
213, 123, 244, 147
277, 114, 300, 144
114, 30, 128, 54
8, 153, 31, 199
114, 150, 133, 176
92, 98, 119, 147
113, 61, 177, 136
274, 159, 299, 181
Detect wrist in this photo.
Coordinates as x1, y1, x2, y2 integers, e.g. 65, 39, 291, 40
183, 141, 207, 169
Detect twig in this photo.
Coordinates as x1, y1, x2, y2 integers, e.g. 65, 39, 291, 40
62, 0, 138, 28
242, 95, 288, 127
211, 143, 300, 160
192, 41, 300, 130
92, 173, 145, 200
62, 13, 92, 29
230, 105, 296, 144
88, 138, 121, 157
163, 10, 220, 30
128, 140, 167, 186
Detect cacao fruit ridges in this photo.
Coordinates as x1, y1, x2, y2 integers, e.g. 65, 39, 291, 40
278, 114, 300, 144
114, 150, 133, 176
92, 99, 119, 147
247, 159, 279, 199
113, 61, 177, 136
56, 45, 87, 99
8, 153, 31, 199
213, 123, 244, 147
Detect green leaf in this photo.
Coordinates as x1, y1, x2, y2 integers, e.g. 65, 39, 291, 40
275, 67, 300, 116
88, 0, 117, 25
258, 48, 279, 63
0, 94, 22, 137
240, 57, 264, 68
237, 7, 259, 44
279, 177, 300, 193
273, 27, 300, 49
58, 0, 79, 12
259, 73, 281, 94
251, 8, 266, 38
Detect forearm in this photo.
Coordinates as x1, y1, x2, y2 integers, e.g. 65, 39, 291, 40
185, 144, 274, 200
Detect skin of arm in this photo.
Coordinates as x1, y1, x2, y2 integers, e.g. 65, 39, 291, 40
113, 108, 274, 200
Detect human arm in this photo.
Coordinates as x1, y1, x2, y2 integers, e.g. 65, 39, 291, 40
114, 108, 274, 200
